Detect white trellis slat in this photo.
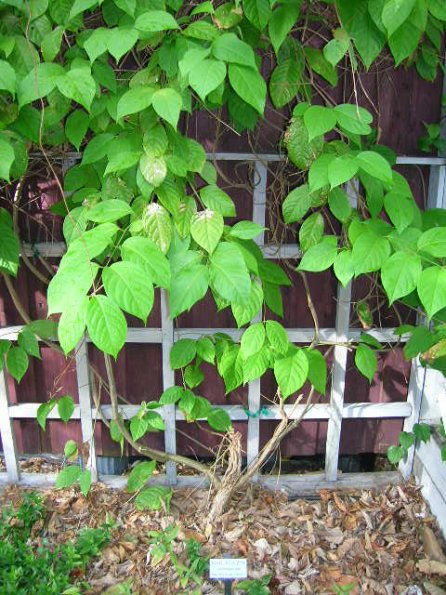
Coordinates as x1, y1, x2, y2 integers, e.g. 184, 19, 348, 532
0, 325, 408, 344
325, 181, 358, 482
8, 400, 412, 422
400, 163, 446, 479
246, 161, 268, 472
75, 338, 97, 481
0, 369, 20, 482
161, 289, 177, 484
325, 283, 352, 481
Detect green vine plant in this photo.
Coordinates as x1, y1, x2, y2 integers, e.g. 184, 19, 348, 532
0, 0, 445, 521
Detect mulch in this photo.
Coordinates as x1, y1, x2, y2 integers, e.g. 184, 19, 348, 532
2, 477, 446, 594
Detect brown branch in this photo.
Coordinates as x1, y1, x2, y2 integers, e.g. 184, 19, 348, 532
103, 353, 221, 487
2, 273, 63, 355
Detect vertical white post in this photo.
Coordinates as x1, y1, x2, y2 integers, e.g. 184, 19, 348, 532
400, 164, 446, 479
161, 289, 177, 484
75, 338, 97, 481
0, 368, 20, 482
325, 181, 356, 481
247, 160, 268, 474
325, 283, 352, 481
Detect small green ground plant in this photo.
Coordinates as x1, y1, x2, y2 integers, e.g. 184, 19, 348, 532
147, 523, 208, 593
238, 574, 272, 594
0, 492, 111, 594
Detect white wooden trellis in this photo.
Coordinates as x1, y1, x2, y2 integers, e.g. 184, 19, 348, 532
1, 152, 445, 494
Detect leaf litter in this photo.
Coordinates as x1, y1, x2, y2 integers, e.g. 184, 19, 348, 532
0, 480, 445, 594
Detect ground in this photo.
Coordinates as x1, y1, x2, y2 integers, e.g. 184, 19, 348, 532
1, 474, 446, 594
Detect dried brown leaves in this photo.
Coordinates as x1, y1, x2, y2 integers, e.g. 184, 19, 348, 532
1, 480, 445, 594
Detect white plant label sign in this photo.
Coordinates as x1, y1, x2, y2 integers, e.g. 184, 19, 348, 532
209, 558, 248, 580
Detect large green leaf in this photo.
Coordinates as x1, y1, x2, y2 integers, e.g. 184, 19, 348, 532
18, 330, 40, 359
429, 0, 446, 20
139, 155, 167, 187
356, 151, 393, 183
352, 231, 391, 275
200, 185, 236, 217
116, 86, 155, 119
56, 67, 96, 112
84, 28, 109, 63
382, 0, 417, 36
417, 266, 446, 319
417, 227, 446, 258
299, 212, 324, 251
285, 116, 323, 171
107, 27, 139, 62
189, 59, 226, 101
37, 399, 56, 431
58, 395, 75, 423
169, 263, 209, 317
58, 296, 89, 354
306, 348, 327, 394
121, 236, 170, 288
103, 261, 154, 322
47, 261, 98, 316
196, 336, 216, 363
212, 33, 256, 67
82, 133, 115, 165
135, 486, 172, 510
86, 295, 127, 358
56, 465, 81, 490
334, 250, 355, 287
265, 320, 289, 354
190, 209, 224, 254
229, 221, 264, 240
304, 106, 337, 141
86, 201, 132, 225
268, 2, 302, 55
274, 349, 309, 398
65, 109, 89, 151
383, 193, 414, 233
0, 59, 16, 96
381, 251, 422, 304
6, 346, 28, 382
334, 103, 373, 135
269, 59, 301, 109
228, 64, 266, 115
69, 0, 98, 19
328, 154, 359, 189
178, 47, 210, 78
127, 460, 156, 493
207, 408, 232, 432
142, 202, 172, 253
170, 339, 196, 369
387, 1, 425, 65
336, 0, 386, 68
135, 10, 179, 32
243, 0, 272, 30
231, 280, 263, 327
308, 153, 336, 192
323, 28, 350, 66
298, 236, 338, 272
328, 187, 352, 222
183, 21, 220, 40
304, 48, 338, 86
0, 210, 19, 273
210, 242, 251, 305
152, 88, 182, 128
17, 63, 65, 108
355, 343, 377, 382
240, 322, 265, 358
